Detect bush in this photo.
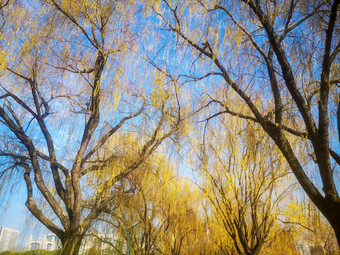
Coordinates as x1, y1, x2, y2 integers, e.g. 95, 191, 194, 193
0, 250, 60, 255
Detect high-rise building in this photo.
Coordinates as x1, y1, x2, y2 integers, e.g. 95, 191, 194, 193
0, 227, 20, 252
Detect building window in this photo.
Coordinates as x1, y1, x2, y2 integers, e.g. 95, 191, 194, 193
31, 242, 40, 250
47, 243, 52, 250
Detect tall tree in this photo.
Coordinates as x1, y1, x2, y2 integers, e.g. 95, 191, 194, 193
0, 1, 181, 254
194, 115, 291, 255
152, 0, 340, 245
93, 155, 206, 255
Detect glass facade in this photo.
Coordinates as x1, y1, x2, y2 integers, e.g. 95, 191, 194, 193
0, 227, 20, 252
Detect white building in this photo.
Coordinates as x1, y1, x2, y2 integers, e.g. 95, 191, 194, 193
0, 227, 20, 252
26, 233, 60, 251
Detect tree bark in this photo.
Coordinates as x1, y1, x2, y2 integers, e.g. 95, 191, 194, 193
335, 227, 340, 249
60, 233, 84, 255
327, 212, 340, 247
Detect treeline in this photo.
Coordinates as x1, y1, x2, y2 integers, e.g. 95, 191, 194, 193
76, 144, 339, 254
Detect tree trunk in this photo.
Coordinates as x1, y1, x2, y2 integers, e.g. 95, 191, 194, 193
335, 229, 340, 250
329, 215, 340, 248
60, 234, 84, 255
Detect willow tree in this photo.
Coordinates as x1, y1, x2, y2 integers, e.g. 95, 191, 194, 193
151, 0, 340, 245
91, 155, 207, 255
0, 1, 182, 254
193, 115, 291, 255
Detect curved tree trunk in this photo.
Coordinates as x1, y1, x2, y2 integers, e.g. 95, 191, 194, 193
335, 229, 340, 250
60, 234, 84, 255
328, 213, 340, 248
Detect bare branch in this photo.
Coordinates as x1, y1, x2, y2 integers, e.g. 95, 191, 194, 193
0, 0, 9, 10
50, 0, 99, 49
81, 101, 146, 165
278, 219, 314, 232
279, 3, 327, 42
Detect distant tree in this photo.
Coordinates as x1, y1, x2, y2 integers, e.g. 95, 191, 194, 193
85, 149, 223, 254
280, 198, 340, 255
0, 251, 11, 255
194, 115, 291, 255
91, 156, 206, 255
262, 228, 299, 255
0, 250, 60, 255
